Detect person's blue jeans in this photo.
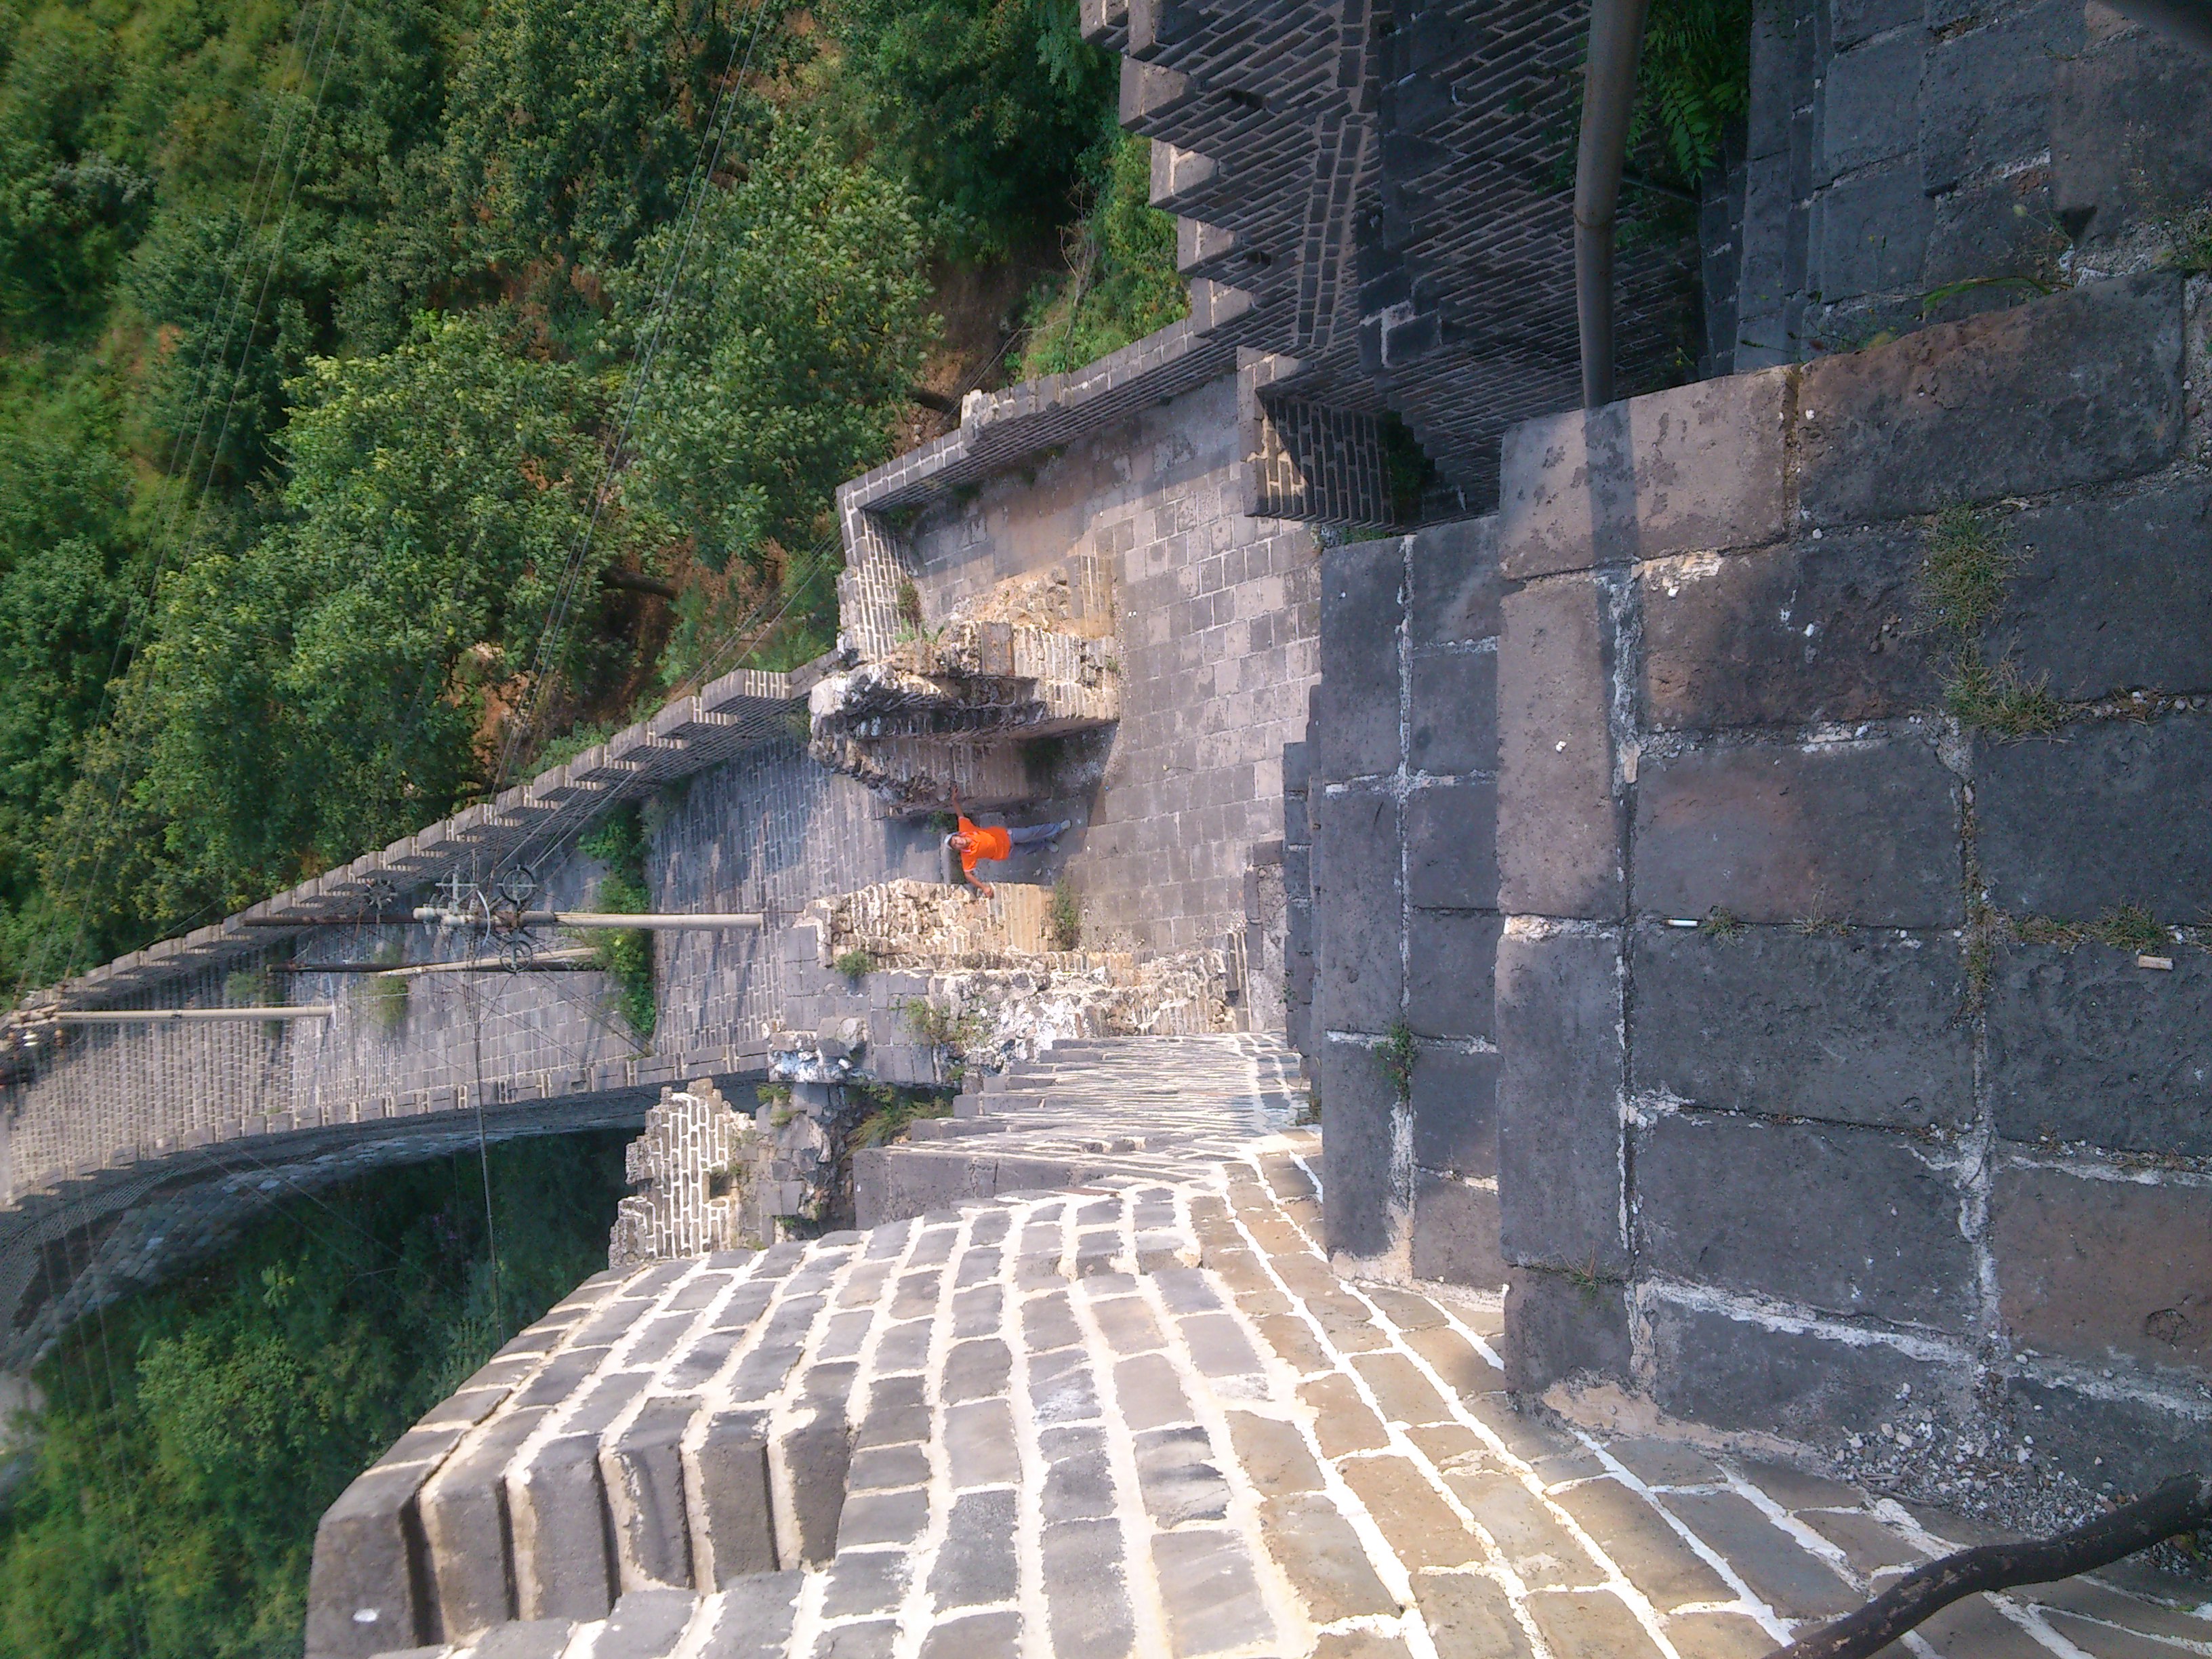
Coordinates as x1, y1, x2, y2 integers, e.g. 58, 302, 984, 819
1005, 820, 1071, 846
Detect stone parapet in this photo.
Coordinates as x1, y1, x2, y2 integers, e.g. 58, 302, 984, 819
1480, 271, 2212, 1504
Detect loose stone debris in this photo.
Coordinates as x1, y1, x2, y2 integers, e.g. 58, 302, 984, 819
308, 1038, 2212, 1659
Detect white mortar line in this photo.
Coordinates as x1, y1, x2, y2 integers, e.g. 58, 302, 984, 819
1000, 1197, 1057, 1659
888, 1205, 983, 1658
1056, 1187, 1179, 1659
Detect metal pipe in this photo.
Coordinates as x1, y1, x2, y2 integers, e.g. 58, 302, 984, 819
49, 1006, 337, 1024
271, 949, 604, 977
1574, 0, 1654, 408
413, 909, 766, 931
2103, 0, 2212, 53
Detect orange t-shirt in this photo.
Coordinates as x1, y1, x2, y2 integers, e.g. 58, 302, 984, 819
956, 816, 1012, 873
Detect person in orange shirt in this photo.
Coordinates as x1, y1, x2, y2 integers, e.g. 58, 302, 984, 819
946, 813, 1069, 897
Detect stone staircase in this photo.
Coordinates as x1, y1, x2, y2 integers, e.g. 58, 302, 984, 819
307, 1037, 2212, 1659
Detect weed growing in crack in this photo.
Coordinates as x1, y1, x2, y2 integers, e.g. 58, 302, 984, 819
1048, 876, 1083, 951
1943, 653, 2066, 738
1378, 1019, 1416, 1102
1698, 906, 1746, 941
833, 948, 874, 982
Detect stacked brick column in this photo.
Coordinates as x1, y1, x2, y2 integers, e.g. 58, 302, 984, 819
1307, 519, 1505, 1290
1491, 272, 2212, 1501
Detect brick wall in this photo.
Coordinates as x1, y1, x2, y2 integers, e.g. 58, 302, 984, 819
1486, 271, 2212, 1504
1737, 0, 2212, 366
1304, 518, 1505, 1292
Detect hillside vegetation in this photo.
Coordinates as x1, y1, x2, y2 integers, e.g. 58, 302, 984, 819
0, 0, 1174, 991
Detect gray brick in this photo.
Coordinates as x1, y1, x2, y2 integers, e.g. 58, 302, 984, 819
304, 1460, 438, 1658
1133, 1424, 1232, 1524
1041, 1425, 1116, 1522
1043, 1519, 1135, 1659
510, 1433, 615, 1620
1815, 161, 1933, 302
1633, 739, 1961, 928
1975, 714, 2211, 921
1820, 30, 1923, 179
1408, 649, 1496, 775
1319, 1035, 1399, 1262
1920, 0, 2082, 192
1631, 927, 1971, 1130
685, 1415, 783, 1601
1315, 539, 1404, 782
1504, 1269, 1631, 1395
1410, 1173, 1504, 1289
697, 1569, 802, 1658
1655, 1492, 1858, 1618
1406, 911, 1500, 1040
1635, 1115, 1975, 1329
1999, 483, 2212, 700
603, 1397, 697, 1592
1309, 784, 1404, 1032
2053, 26, 2212, 243
1797, 274, 2184, 526
472, 1623, 579, 1659
918, 1611, 1021, 1659
1997, 1372, 2212, 1500
1406, 779, 1497, 909
1648, 1297, 1962, 1443
1410, 1046, 1498, 1178
1497, 370, 1790, 580
1985, 941, 2212, 1158
781, 1406, 851, 1568
596, 1588, 697, 1658
1496, 929, 1626, 1274
1152, 1529, 1273, 1654
1920, 171, 2062, 289
1409, 515, 1504, 646
1497, 575, 1622, 918
928, 1489, 1019, 1607
1641, 529, 1941, 729
1991, 1162, 2212, 1374
1829, 0, 1919, 48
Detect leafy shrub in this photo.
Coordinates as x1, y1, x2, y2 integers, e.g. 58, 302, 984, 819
1016, 131, 1188, 379
1635, 0, 1755, 184
834, 947, 874, 981
1047, 876, 1082, 951
580, 805, 655, 1038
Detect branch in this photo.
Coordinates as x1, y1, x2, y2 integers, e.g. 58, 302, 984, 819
1771, 1473, 2212, 1659
597, 569, 678, 600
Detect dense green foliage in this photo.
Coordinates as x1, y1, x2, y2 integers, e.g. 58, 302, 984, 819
825, 0, 1119, 257
0, 0, 1033, 986
1635, 0, 1755, 184
0, 1132, 632, 1659
579, 802, 655, 1035
1016, 129, 1187, 379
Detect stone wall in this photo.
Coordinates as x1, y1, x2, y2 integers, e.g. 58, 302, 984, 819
1303, 518, 1505, 1293
1736, 0, 2212, 367
1487, 271, 2212, 1504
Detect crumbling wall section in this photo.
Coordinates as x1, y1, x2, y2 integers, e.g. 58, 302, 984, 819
1488, 272, 2212, 1510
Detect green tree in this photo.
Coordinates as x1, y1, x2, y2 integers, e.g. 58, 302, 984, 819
0, 1134, 630, 1659
611, 116, 932, 674
825, 0, 1118, 255
1016, 128, 1185, 378
54, 310, 657, 928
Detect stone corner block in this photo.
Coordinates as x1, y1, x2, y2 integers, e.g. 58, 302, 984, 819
1496, 368, 1790, 581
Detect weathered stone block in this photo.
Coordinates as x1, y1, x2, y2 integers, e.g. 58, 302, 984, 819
2053, 27, 2212, 243
1797, 274, 2184, 525
1411, 1173, 1504, 1289
1814, 163, 1933, 300
1830, 0, 1919, 48
1408, 649, 1497, 776
1641, 531, 1941, 729
510, 1433, 616, 1620
305, 1460, 436, 1657
1406, 911, 1501, 1040
1320, 1036, 1399, 1262
1633, 739, 1961, 927
1998, 1372, 2212, 1500
1921, 169, 2063, 288
1820, 30, 1923, 180
2000, 483, 2212, 700
1309, 785, 1404, 1034
1411, 1047, 1498, 1179
1648, 1296, 1963, 1441
1975, 714, 2211, 920
1631, 927, 1971, 1130
685, 1412, 777, 1586
1497, 576, 1622, 919
1409, 516, 1503, 646
1496, 929, 1626, 1273
1985, 942, 2212, 1158
1635, 1115, 1975, 1329
1921, 0, 2082, 192
1992, 1162, 2211, 1374
1498, 370, 1790, 580
1406, 779, 1497, 910
603, 1397, 697, 1592
1504, 1269, 1631, 1395
1315, 539, 1404, 782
